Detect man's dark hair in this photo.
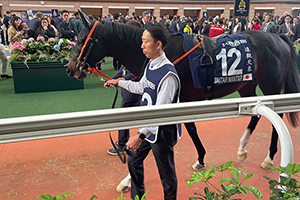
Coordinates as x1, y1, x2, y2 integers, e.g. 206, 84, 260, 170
74, 11, 79, 16
145, 23, 169, 48
266, 13, 273, 19
113, 13, 120, 20
61, 10, 69, 15
208, 17, 213, 22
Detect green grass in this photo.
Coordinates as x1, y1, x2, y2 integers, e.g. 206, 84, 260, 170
0, 57, 122, 119
0, 57, 262, 119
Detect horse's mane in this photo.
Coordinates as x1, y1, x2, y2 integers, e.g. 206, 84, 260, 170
99, 20, 144, 45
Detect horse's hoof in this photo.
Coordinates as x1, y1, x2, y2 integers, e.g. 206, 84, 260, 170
192, 160, 205, 171
237, 151, 247, 161
261, 157, 274, 169
116, 182, 130, 193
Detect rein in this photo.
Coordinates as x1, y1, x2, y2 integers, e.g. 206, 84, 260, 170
86, 34, 203, 81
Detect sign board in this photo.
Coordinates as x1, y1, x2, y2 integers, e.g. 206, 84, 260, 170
203, 11, 208, 18
233, 0, 250, 17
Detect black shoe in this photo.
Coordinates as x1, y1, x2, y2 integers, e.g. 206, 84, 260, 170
107, 145, 124, 156
1, 74, 13, 78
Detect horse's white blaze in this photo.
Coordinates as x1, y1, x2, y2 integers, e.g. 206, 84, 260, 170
237, 128, 251, 161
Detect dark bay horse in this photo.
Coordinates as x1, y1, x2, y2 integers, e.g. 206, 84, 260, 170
67, 11, 300, 171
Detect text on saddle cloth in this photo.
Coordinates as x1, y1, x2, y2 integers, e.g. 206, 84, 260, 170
183, 34, 255, 89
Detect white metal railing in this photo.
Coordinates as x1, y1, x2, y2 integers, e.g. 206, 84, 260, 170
0, 93, 300, 144
1, 93, 299, 182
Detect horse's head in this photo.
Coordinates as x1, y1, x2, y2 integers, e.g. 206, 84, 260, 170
67, 10, 107, 79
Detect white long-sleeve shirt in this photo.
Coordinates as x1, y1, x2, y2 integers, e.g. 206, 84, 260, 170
118, 52, 179, 138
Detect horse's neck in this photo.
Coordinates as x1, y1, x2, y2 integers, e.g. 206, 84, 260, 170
101, 22, 145, 75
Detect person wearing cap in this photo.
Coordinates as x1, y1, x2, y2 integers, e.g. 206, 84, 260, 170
183, 19, 193, 35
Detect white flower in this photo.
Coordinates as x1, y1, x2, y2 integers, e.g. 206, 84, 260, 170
58, 39, 64, 45
20, 39, 28, 44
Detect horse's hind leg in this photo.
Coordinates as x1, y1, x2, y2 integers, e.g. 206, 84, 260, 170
116, 173, 131, 193
184, 122, 206, 170
261, 113, 283, 169
237, 116, 261, 161
237, 85, 259, 161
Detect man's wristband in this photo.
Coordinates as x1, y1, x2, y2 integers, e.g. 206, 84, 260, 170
137, 132, 146, 140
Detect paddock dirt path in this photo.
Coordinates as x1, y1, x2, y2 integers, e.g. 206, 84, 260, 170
0, 116, 300, 200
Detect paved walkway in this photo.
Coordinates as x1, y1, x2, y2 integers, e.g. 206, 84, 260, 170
0, 116, 299, 199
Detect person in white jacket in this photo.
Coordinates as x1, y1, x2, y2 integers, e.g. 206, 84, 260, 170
105, 23, 180, 200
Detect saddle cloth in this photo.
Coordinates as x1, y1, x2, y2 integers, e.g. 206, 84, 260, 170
183, 33, 255, 89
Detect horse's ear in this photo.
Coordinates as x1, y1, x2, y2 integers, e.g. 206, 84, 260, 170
78, 9, 92, 29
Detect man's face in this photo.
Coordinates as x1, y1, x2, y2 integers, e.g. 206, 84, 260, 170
143, 14, 150, 23
293, 18, 298, 24
285, 16, 291, 24
141, 30, 159, 60
62, 12, 69, 22
264, 15, 271, 23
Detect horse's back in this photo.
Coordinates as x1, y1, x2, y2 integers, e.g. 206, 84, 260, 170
241, 30, 293, 94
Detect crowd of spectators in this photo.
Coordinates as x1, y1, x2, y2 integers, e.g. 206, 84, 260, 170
0, 9, 82, 47
99, 10, 300, 43
0, 9, 299, 78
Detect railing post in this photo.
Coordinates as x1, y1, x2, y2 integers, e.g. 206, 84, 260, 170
251, 103, 293, 167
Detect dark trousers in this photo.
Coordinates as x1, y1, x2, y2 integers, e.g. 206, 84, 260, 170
118, 95, 141, 148
0, 30, 5, 45
113, 57, 121, 70
128, 125, 178, 200
118, 129, 129, 148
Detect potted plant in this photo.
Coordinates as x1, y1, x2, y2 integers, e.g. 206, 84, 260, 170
9, 37, 83, 93
187, 161, 263, 200
263, 163, 300, 200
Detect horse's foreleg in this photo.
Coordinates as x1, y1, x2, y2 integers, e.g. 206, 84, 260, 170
237, 116, 260, 161
261, 113, 283, 169
184, 122, 206, 170
116, 173, 131, 193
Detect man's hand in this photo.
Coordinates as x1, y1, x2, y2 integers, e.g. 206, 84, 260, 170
126, 134, 142, 152
104, 79, 119, 88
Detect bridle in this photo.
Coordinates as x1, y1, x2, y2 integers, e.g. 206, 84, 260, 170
75, 20, 106, 74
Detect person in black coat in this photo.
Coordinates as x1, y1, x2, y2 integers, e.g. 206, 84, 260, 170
293, 23, 300, 42
58, 10, 78, 41
35, 18, 56, 39
28, 12, 43, 31
202, 17, 213, 37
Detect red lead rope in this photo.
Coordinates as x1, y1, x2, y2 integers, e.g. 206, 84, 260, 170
88, 67, 111, 80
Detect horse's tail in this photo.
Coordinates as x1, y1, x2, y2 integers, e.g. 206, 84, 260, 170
279, 34, 300, 127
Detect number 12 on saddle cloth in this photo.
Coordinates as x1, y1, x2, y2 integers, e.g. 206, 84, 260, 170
183, 34, 255, 89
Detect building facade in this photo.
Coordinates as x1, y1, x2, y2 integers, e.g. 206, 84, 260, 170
1, 0, 300, 20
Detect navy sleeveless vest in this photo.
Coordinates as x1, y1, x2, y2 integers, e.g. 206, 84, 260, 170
141, 63, 181, 143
